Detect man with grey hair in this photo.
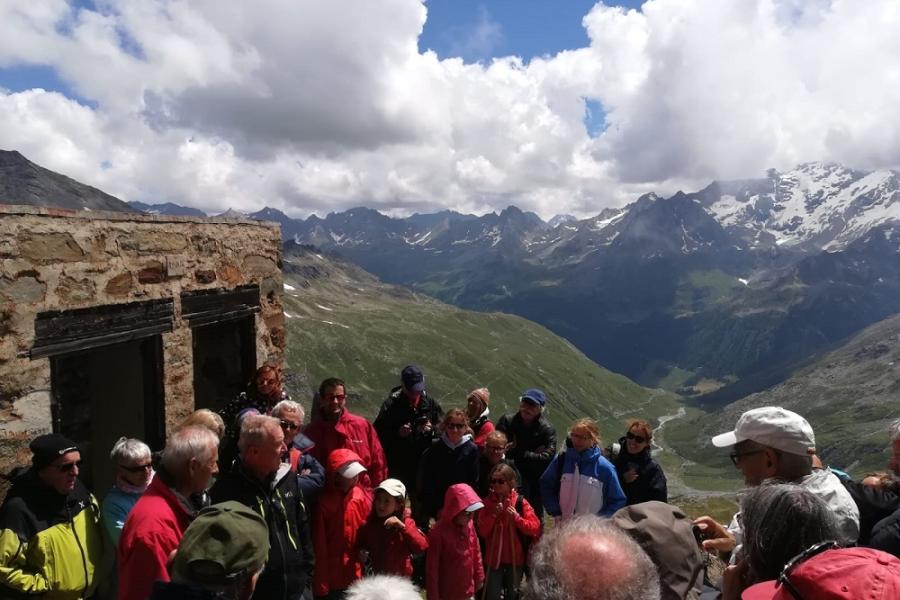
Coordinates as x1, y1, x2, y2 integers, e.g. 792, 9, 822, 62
694, 406, 859, 562
522, 514, 661, 600
118, 426, 220, 600
210, 414, 314, 600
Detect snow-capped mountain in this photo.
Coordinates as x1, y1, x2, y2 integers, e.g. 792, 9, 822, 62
697, 162, 900, 251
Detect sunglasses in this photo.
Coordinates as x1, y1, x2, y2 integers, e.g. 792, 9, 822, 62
121, 463, 153, 473
626, 432, 647, 444
775, 541, 841, 600
489, 478, 508, 485
486, 445, 506, 452
57, 460, 82, 473
729, 449, 765, 466
447, 423, 466, 430
280, 420, 301, 431
324, 394, 347, 402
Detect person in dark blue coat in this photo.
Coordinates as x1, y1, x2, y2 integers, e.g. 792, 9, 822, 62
418, 408, 480, 522
613, 419, 668, 505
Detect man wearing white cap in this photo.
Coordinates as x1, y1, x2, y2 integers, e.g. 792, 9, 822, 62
694, 406, 859, 559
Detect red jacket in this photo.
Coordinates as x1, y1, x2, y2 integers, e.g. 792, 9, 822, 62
473, 420, 495, 451
427, 484, 485, 600
117, 475, 193, 600
305, 408, 387, 488
477, 489, 541, 569
313, 449, 373, 596
357, 508, 428, 577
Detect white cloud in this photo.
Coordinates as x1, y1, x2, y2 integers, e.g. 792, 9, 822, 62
0, 0, 899, 219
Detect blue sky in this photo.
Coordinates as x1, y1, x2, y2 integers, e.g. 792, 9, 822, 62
419, 1, 644, 63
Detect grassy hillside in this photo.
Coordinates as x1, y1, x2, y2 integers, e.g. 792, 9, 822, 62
667, 313, 900, 478
279, 243, 681, 441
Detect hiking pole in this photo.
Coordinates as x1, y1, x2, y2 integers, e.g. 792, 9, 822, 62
509, 515, 519, 600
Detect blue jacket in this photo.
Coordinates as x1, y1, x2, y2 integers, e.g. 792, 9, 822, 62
539, 444, 626, 518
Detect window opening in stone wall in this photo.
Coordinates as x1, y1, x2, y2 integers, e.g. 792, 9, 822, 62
50, 336, 165, 496
192, 316, 256, 412
182, 285, 260, 412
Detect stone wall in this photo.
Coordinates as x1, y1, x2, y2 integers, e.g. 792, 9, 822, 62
0, 205, 284, 495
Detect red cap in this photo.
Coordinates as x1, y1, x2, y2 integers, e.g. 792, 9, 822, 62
742, 547, 900, 600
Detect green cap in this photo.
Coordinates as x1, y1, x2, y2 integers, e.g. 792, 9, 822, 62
171, 501, 270, 587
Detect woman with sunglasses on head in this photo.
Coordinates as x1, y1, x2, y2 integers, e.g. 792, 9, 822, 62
613, 419, 668, 505
272, 399, 325, 499
418, 408, 480, 523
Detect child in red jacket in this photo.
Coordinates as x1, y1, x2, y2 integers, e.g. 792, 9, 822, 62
477, 463, 541, 600
427, 483, 485, 600
357, 478, 428, 577
313, 449, 373, 599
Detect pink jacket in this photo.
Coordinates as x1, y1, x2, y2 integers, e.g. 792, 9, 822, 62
117, 476, 193, 600
426, 484, 485, 600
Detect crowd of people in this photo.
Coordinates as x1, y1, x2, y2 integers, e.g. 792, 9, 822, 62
2, 362, 900, 600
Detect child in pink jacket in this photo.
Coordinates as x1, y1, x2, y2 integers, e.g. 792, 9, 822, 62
426, 483, 485, 600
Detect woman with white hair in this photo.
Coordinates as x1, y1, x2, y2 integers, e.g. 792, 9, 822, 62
100, 436, 154, 548
273, 399, 325, 499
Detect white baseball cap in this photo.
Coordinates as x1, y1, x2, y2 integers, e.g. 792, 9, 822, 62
375, 478, 407, 499
338, 460, 367, 479
711, 406, 815, 456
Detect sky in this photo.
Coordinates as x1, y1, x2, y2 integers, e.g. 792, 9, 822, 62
1, 0, 899, 219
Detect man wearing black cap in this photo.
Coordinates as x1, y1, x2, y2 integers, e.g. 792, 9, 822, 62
374, 365, 444, 495
497, 388, 557, 520
0, 433, 103, 599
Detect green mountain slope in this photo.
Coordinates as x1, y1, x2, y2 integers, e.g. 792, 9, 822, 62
280, 243, 681, 439
666, 312, 900, 478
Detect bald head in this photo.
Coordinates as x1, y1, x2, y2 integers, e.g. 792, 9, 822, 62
523, 515, 660, 600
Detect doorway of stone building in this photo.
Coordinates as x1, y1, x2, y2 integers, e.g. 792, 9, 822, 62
49, 336, 166, 496
191, 316, 256, 413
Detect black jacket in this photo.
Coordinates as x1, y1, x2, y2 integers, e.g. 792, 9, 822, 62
870, 507, 900, 556
418, 436, 480, 520
613, 436, 668, 505
842, 479, 900, 545
495, 412, 556, 479
373, 387, 443, 489
209, 461, 314, 600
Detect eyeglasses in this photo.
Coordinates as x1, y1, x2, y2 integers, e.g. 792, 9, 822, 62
489, 478, 507, 485
257, 378, 277, 387
279, 420, 301, 431
121, 463, 152, 473
447, 423, 466, 430
569, 432, 591, 441
729, 449, 765, 466
57, 460, 82, 473
776, 541, 841, 600
486, 445, 506, 452
626, 432, 647, 444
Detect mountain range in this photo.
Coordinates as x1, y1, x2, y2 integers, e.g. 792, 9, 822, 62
132, 161, 900, 399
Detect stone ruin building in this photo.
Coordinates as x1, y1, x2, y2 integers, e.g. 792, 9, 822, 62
0, 205, 285, 498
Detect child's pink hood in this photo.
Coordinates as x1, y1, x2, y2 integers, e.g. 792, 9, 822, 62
439, 483, 482, 524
